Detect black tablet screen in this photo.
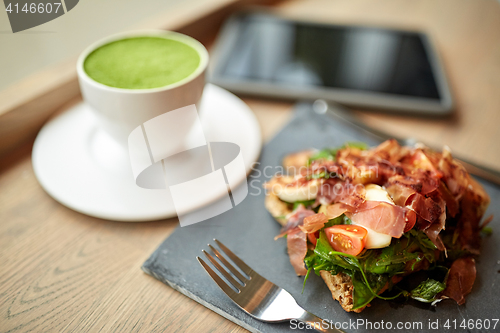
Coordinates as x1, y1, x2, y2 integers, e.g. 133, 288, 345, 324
221, 14, 440, 99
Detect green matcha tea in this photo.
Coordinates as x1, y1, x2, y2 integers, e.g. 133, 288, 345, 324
84, 37, 201, 89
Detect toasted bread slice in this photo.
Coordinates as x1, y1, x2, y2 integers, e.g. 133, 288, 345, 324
319, 271, 366, 313
264, 192, 292, 226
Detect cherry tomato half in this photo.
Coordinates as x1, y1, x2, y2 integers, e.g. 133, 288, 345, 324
307, 231, 320, 246
324, 225, 368, 256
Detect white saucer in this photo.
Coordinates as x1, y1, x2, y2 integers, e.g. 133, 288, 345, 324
32, 84, 261, 221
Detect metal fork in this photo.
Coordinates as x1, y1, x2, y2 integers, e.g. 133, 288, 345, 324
197, 239, 343, 333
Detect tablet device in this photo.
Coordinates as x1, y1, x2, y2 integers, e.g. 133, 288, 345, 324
209, 12, 453, 115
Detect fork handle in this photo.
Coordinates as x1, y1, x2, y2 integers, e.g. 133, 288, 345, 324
297, 311, 345, 333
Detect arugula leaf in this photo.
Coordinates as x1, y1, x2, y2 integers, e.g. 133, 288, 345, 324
409, 230, 438, 263
305, 242, 385, 310
357, 230, 439, 276
481, 226, 493, 236
304, 251, 339, 280
344, 142, 369, 150
307, 149, 336, 166
375, 251, 420, 267
361, 238, 416, 275
410, 279, 445, 303
351, 271, 388, 309
306, 171, 331, 180
314, 231, 408, 309
302, 225, 439, 309
314, 232, 357, 271
303, 266, 313, 293
307, 142, 369, 166
324, 214, 352, 228
291, 199, 316, 210
441, 231, 468, 261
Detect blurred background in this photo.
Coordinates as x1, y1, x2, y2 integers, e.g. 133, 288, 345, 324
1, 0, 499, 169
0, 0, 204, 90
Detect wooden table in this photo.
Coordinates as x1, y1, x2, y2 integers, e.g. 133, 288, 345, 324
1, 0, 499, 332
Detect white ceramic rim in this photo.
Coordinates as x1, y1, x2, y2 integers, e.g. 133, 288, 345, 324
32, 84, 262, 221
76, 30, 209, 94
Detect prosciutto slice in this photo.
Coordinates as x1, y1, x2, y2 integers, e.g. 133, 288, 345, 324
326, 203, 351, 219
457, 177, 491, 254
437, 180, 459, 218
442, 257, 476, 305
420, 195, 446, 250
299, 213, 329, 234
317, 179, 366, 207
407, 193, 443, 225
437, 147, 469, 200
286, 228, 308, 276
346, 201, 415, 238
385, 173, 439, 206
275, 205, 315, 239
385, 178, 418, 206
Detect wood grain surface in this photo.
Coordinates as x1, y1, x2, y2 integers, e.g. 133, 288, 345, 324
0, 98, 290, 333
1, 0, 499, 332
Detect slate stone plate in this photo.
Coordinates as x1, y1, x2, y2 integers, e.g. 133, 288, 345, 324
142, 102, 500, 333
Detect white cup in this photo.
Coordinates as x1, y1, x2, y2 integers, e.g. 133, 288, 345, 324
76, 30, 209, 147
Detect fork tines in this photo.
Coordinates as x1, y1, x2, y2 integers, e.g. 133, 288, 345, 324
197, 240, 342, 332
197, 239, 252, 295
